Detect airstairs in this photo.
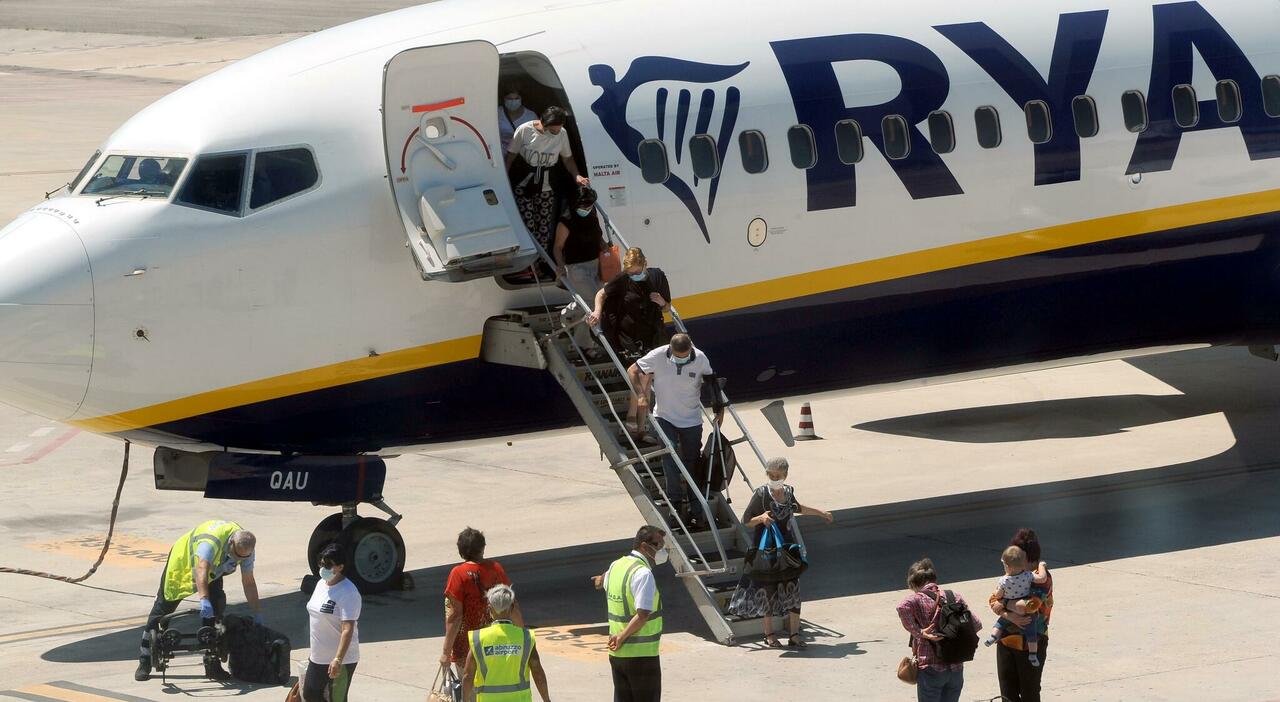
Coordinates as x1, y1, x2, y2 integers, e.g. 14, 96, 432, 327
481, 210, 772, 645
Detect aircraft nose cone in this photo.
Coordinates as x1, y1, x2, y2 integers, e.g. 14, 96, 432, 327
0, 211, 94, 419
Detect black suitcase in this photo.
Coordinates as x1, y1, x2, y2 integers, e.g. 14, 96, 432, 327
223, 614, 291, 685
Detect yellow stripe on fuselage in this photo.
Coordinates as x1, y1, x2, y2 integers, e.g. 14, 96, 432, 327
70, 187, 1280, 434
71, 335, 481, 434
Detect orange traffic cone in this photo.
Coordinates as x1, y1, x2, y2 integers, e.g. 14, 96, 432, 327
795, 402, 822, 441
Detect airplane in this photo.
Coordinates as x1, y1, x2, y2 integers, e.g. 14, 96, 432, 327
3, 0, 1279, 594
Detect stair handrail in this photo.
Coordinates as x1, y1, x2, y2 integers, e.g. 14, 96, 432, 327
597, 206, 768, 493
522, 231, 729, 577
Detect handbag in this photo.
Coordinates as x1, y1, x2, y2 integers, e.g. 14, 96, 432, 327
598, 242, 622, 283
896, 655, 919, 684
428, 664, 462, 702
743, 522, 807, 583
284, 681, 301, 702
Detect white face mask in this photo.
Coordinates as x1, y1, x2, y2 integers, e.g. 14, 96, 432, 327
653, 547, 669, 566
768, 478, 785, 490
319, 566, 338, 583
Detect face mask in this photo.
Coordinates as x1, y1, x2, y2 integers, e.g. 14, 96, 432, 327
652, 546, 669, 566
504, 98, 522, 111
768, 478, 785, 490
672, 354, 691, 366
629, 271, 647, 282
319, 566, 336, 582
575, 207, 593, 217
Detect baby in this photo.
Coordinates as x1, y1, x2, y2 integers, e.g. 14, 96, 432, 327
984, 545, 1049, 666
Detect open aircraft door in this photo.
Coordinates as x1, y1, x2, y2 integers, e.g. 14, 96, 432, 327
382, 42, 537, 282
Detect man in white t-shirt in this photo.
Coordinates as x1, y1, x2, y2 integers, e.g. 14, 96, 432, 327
304, 544, 361, 702
629, 333, 724, 523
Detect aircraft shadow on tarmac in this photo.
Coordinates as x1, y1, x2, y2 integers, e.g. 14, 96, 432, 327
43, 348, 1280, 665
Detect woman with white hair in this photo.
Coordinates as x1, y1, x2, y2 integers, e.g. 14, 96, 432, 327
462, 584, 551, 702
727, 457, 833, 648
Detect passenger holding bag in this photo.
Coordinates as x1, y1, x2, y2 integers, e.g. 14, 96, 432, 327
726, 458, 833, 649
745, 521, 806, 583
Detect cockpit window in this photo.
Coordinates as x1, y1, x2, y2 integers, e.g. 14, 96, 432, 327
82, 155, 188, 197
177, 153, 247, 215
69, 151, 101, 192
250, 148, 319, 210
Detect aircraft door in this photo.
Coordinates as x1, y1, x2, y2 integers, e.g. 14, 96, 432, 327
382, 41, 537, 282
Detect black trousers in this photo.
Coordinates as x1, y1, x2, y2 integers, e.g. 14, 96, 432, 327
139, 568, 226, 663
996, 635, 1047, 702
303, 661, 357, 702
609, 655, 661, 702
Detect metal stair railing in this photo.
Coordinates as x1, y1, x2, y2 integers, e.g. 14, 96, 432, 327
521, 233, 730, 578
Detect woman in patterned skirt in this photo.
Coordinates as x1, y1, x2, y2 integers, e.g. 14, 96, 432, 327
505, 105, 589, 260
728, 457, 833, 648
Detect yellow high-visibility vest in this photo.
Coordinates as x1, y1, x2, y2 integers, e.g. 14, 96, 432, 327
162, 520, 242, 601
469, 621, 535, 702
606, 554, 662, 657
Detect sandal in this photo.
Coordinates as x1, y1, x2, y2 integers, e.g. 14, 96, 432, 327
763, 635, 782, 648
788, 634, 807, 649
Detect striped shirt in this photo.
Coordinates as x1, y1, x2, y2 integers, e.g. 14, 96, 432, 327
896, 583, 981, 672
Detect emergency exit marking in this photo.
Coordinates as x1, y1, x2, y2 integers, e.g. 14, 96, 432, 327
747, 218, 767, 247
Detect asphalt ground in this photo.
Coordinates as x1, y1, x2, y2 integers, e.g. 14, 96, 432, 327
2, 12, 1280, 702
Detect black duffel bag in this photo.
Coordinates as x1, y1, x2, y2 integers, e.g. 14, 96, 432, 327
743, 522, 807, 583
696, 427, 737, 497
223, 614, 291, 685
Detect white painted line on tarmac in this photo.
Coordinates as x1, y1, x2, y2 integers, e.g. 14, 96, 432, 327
5, 443, 31, 454
28, 428, 53, 438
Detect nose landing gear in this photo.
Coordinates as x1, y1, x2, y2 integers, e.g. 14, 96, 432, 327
305, 500, 410, 594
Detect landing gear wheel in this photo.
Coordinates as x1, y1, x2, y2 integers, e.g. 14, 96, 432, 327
307, 513, 345, 575
336, 517, 406, 594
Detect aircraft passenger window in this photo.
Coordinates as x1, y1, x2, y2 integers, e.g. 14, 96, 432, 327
882, 115, 910, 160
1024, 101, 1053, 144
69, 151, 101, 192
250, 148, 319, 210
82, 154, 189, 197
739, 130, 769, 174
689, 134, 720, 179
787, 125, 817, 169
975, 106, 1002, 149
637, 139, 670, 184
1216, 80, 1242, 124
1172, 84, 1199, 128
1071, 96, 1100, 138
177, 153, 247, 214
927, 111, 955, 154
1264, 75, 1280, 118
834, 119, 864, 164
1121, 90, 1148, 133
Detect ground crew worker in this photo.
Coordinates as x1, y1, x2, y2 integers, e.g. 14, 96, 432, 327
135, 520, 261, 681
462, 584, 551, 702
592, 525, 666, 702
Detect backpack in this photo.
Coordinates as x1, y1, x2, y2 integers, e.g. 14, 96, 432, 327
223, 614, 291, 685
931, 590, 979, 664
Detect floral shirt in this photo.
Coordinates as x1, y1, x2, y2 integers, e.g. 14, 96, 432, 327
896, 583, 982, 671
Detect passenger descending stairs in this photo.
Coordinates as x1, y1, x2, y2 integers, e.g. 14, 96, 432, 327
482, 302, 768, 645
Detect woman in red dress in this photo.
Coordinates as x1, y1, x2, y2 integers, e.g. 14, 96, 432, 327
439, 528, 522, 671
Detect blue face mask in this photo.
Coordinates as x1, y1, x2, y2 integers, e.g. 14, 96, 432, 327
319, 566, 336, 582
575, 207, 593, 217
673, 354, 691, 366
629, 271, 647, 282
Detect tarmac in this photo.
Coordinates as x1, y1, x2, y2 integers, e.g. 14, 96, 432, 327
2, 4, 1280, 701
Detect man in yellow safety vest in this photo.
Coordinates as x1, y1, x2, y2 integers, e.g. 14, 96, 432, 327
462, 583, 551, 702
593, 525, 666, 702
135, 520, 261, 681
